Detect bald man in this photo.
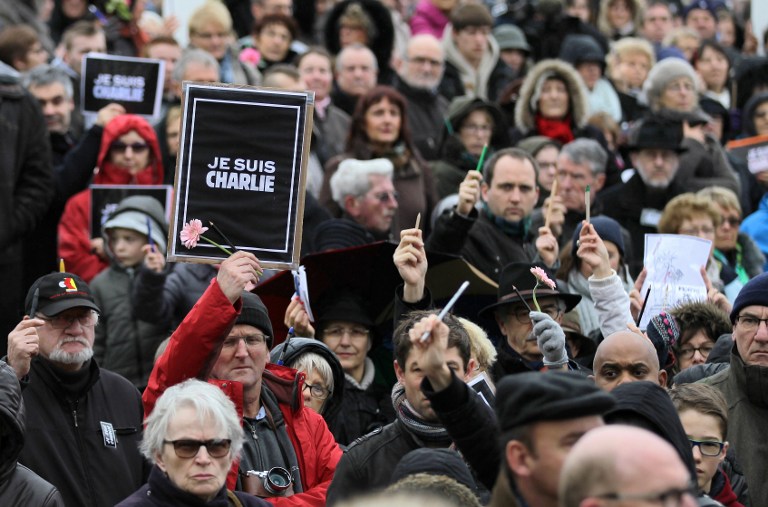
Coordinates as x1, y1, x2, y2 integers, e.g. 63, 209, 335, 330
559, 425, 698, 507
590, 331, 666, 391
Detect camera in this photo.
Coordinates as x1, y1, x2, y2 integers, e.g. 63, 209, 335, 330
244, 467, 295, 497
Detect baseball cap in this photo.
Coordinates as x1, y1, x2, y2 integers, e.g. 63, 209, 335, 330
24, 272, 100, 316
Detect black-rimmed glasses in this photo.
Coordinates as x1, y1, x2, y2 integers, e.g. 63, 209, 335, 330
689, 438, 724, 457
302, 382, 331, 400
163, 439, 232, 458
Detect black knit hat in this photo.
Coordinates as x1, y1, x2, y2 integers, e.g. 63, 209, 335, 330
496, 371, 615, 431
571, 216, 625, 260
730, 272, 768, 323
390, 448, 478, 492
238, 291, 274, 347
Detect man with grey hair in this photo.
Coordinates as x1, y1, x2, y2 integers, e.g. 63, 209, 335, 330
331, 44, 378, 115
312, 158, 398, 251
22, 64, 125, 288
6, 271, 145, 507
559, 425, 697, 507
394, 34, 448, 161
601, 118, 687, 275
172, 49, 221, 100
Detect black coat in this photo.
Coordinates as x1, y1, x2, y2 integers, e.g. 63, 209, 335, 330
330, 378, 395, 446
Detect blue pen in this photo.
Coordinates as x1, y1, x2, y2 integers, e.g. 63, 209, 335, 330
276, 327, 295, 365
88, 5, 110, 26
146, 217, 155, 252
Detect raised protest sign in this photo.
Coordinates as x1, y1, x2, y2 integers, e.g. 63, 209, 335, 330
726, 135, 768, 174
81, 54, 164, 119
90, 185, 173, 238
168, 82, 313, 270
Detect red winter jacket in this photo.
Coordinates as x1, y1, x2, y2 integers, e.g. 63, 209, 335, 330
57, 114, 164, 281
143, 279, 341, 507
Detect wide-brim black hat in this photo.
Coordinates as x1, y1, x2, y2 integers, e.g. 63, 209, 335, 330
625, 117, 688, 154
478, 262, 581, 318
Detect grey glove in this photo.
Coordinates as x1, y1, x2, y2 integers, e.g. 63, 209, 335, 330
530, 311, 568, 366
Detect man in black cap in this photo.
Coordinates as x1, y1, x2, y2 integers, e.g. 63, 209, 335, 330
479, 262, 583, 378
143, 252, 340, 506
704, 272, 768, 506
5, 271, 145, 507
600, 117, 688, 276
407, 312, 615, 507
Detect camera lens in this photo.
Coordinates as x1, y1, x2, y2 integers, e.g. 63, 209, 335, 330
265, 467, 292, 493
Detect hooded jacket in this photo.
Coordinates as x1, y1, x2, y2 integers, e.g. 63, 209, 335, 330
431, 96, 510, 199
740, 92, 768, 137
90, 195, 170, 389
58, 114, 164, 282
604, 381, 698, 483
740, 193, 768, 272
323, 0, 395, 85
512, 59, 590, 142
0, 361, 64, 506
269, 338, 345, 431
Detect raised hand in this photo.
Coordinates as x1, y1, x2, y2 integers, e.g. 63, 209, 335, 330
394, 226, 427, 303
216, 251, 262, 303
7, 317, 44, 379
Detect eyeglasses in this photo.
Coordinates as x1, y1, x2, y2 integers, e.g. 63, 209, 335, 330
735, 315, 768, 333
666, 80, 695, 92
38, 310, 98, 329
719, 217, 741, 227
508, 304, 562, 325
461, 123, 493, 134
689, 438, 725, 457
679, 227, 715, 236
677, 344, 714, 359
222, 334, 269, 349
302, 382, 331, 400
368, 190, 399, 203
323, 326, 370, 340
110, 141, 149, 154
163, 439, 232, 458
596, 480, 698, 507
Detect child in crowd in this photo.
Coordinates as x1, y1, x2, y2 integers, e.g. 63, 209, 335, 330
669, 383, 747, 506
90, 195, 169, 390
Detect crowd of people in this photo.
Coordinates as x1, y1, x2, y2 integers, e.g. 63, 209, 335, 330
1, 0, 767, 506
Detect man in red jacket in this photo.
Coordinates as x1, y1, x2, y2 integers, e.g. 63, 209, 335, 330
144, 252, 341, 506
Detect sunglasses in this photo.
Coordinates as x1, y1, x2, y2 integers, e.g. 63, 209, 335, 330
163, 439, 232, 458
110, 141, 149, 153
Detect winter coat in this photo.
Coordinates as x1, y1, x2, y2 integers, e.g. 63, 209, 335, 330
0, 361, 64, 506
117, 466, 271, 507
511, 59, 590, 141
427, 207, 537, 282
600, 172, 686, 277
704, 349, 768, 507
313, 104, 350, 167
409, 0, 450, 39
58, 114, 164, 282
322, 149, 437, 237
394, 75, 450, 162
565, 268, 633, 339
740, 194, 768, 272
587, 270, 635, 338
440, 26, 513, 102
672, 134, 740, 195
323, 0, 395, 85
329, 364, 395, 446
143, 279, 342, 507
132, 262, 217, 331
18, 357, 146, 507
431, 96, 510, 199
0, 61, 53, 262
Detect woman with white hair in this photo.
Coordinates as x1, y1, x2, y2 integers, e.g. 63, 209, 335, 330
117, 379, 271, 506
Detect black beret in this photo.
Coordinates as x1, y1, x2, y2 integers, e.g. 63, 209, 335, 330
496, 371, 615, 431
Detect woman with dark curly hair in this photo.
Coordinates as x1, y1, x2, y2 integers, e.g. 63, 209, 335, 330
320, 86, 437, 234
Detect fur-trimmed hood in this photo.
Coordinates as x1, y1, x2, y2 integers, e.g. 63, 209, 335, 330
514, 59, 590, 135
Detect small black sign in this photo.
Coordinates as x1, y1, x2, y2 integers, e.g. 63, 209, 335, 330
81, 54, 164, 119
90, 184, 173, 238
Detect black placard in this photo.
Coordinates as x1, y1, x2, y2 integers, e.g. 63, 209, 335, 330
168, 82, 313, 269
90, 185, 173, 238
81, 54, 164, 119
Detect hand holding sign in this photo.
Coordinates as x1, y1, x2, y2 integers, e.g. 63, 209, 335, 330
217, 252, 263, 304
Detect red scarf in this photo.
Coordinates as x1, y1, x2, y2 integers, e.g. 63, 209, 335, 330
535, 113, 575, 144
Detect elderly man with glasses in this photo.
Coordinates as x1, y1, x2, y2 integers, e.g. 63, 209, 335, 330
477, 262, 585, 379
704, 272, 768, 506
6, 271, 145, 507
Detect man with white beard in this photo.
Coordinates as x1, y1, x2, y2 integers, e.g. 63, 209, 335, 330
394, 34, 449, 161
600, 117, 688, 276
5, 271, 145, 507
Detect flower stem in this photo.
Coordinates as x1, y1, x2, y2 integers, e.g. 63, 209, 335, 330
532, 282, 542, 312
200, 235, 233, 256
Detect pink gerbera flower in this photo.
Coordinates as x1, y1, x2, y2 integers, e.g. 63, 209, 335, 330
530, 266, 556, 312
180, 219, 208, 249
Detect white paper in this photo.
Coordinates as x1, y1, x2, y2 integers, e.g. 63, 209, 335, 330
292, 266, 314, 323
163, 0, 208, 48
639, 234, 710, 330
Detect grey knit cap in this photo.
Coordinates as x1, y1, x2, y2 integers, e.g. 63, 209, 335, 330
642, 57, 697, 111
